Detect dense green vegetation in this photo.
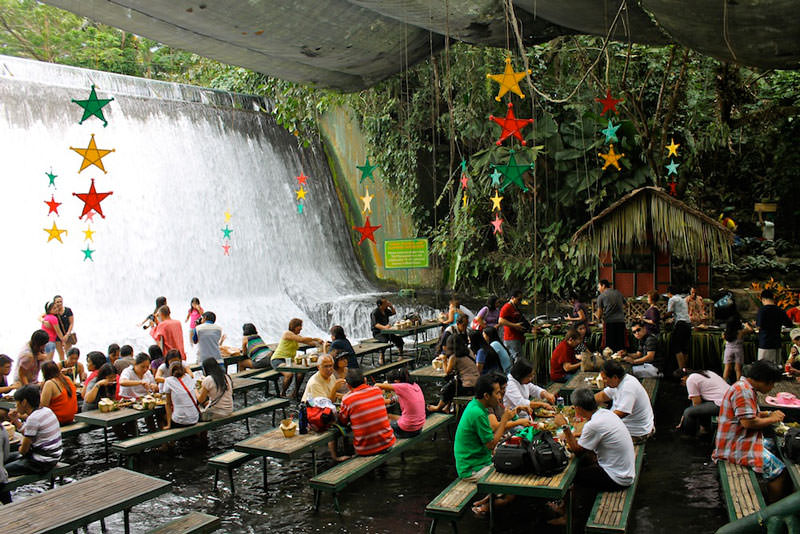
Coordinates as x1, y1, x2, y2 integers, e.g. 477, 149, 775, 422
2, 0, 798, 296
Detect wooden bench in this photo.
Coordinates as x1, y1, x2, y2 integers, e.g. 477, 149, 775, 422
310, 413, 452, 512
146, 512, 220, 534
718, 460, 766, 522
415, 338, 441, 363
424, 478, 477, 533
61, 421, 92, 438
546, 382, 562, 396
585, 444, 646, 533
5, 461, 74, 492
208, 450, 254, 494
112, 398, 289, 468
232, 367, 270, 379
250, 368, 281, 396
641, 378, 659, 408
363, 358, 414, 380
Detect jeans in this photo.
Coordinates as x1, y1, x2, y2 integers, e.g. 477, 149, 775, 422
680, 401, 719, 435
506, 339, 523, 360
390, 420, 421, 439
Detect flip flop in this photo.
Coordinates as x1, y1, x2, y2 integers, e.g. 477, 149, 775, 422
471, 505, 488, 518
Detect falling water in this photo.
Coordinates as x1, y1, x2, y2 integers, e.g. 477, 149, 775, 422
0, 55, 407, 357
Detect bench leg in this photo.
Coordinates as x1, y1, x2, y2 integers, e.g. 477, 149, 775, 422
124, 509, 130, 534
262, 457, 268, 491
311, 449, 318, 476
566, 487, 574, 534
100, 518, 107, 533
313, 489, 321, 512
428, 519, 438, 534
450, 520, 458, 534
103, 427, 109, 464
213, 468, 219, 491
228, 466, 236, 495
488, 492, 494, 531
333, 493, 341, 515
272, 410, 277, 428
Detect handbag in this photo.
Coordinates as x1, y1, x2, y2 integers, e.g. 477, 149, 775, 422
529, 431, 568, 476
494, 435, 534, 474
66, 333, 78, 345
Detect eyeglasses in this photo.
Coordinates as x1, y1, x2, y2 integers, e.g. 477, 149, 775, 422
632, 328, 642, 334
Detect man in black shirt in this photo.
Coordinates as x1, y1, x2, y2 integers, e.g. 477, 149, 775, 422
623, 320, 661, 378
371, 298, 403, 362
756, 289, 793, 362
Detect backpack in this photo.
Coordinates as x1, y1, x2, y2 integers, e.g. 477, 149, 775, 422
783, 428, 800, 462
493, 435, 533, 474
306, 405, 336, 432
529, 431, 569, 476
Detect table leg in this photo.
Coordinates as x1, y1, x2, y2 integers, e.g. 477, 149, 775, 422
123, 509, 130, 534
262, 457, 268, 491
103, 427, 109, 463
488, 493, 494, 530
566, 487, 573, 534
312, 449, 317, 475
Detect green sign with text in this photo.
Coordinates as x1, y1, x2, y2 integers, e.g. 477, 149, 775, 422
384, 239, 429, 269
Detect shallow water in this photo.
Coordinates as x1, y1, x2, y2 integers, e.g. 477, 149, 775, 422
11, 380, 728, 533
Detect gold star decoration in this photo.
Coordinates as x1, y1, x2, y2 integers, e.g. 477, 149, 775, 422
665, 138, 680, 157
486, 57, 531, 102
44, 222, 67, 243
490, 190, 503, 211
360, 187, 374, 213
462, 192, 468, 209
69, 134, 115, 174
598, 144, 625, 171
296, 187, 307, 200
83, 226, 95, 242
224, 211, 232, 222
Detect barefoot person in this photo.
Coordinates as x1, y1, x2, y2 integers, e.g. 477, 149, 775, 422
271, 318, 323, 399
301, 355, 349, 462
338, 369, 396, 456
594, 360, 655, 443
674, 368, 729, 436
15, 330, 50, 386
151, 305, 186, 360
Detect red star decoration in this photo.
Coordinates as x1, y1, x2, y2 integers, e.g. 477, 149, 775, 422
488, 102, 534, 146
222, 242, 231, 255
595, 89, 623, 116
296, 173, 308, 186
460, 173, 469, 189
490, 215, 504, 234
73, 179, 113, 219
669, 181, 677, 197
81, 211, 96, 223
44, 195, 62, 215
352, 216, 381, 245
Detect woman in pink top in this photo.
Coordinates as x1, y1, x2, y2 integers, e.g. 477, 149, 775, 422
674, 368, 730, 436
40, 301, 65, 361
185, 297, 204, 346
376, 368, 426, 438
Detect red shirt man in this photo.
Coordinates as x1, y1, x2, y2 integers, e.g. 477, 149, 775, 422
498, 291, 527, 342
339, 370, 396, 456
151, 306, 186, 360
550, 332, 581, 382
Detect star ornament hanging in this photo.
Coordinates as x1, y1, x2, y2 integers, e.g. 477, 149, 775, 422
222, 242, 231, 256
668, 181, 678, 197
490, 215, 504, 235
221, 226, 233, 239
494, 150, 532, 192
600, 120, 620, 144
462, 192, 468, 208
489, 169, 502, 187
490, 190, 503, 211
83, 226, 95, 242
73, 179, 113, 218
353, 216, 381, 245
70, 134, 115, 174
81, 246, 95, 262
460, 173, 469, 189
297, 203, 304, 214
45, 195, 62, 215
360, 188, 374, 213
43, 222, 67, 243
82, 211, 96, 223
356, 158, 378, 183
486, 57, 531, 102
665, 159, 680, 176
296, 173, 308, 186
45, 170, 57, 187
224, 211, 232, 223
71, 85, 114, 127
296, 187, 307, 200
598, 144, 625, 171
489, 102, 534, 146
595, 89, 623, 116
665, 138, 680, 157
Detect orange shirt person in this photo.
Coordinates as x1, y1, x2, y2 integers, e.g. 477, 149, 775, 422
151, 305, 186, 360
39, 361, 77, 425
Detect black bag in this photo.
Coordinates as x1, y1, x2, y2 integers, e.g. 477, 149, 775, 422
494, 435, 533, 474
529, 431, 569, 476
783, 428, 800, 462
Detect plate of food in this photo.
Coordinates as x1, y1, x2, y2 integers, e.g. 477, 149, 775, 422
534, 408, 556, 418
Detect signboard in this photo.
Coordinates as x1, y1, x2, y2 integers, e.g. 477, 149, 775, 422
384, 238, 429, 270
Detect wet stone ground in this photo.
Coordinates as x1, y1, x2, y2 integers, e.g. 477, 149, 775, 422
10, 379, 728, 533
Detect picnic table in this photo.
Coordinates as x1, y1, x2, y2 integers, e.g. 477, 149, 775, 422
0, 467, 171, 534
234, 427, 337, 489
382, 319, 441, 356
351, 341, 393, 365
409, 364, 446, 383
189, 353, 246, 373
75, 407, 154, 461
478, 455, 579, 532
266, 341, 314, 353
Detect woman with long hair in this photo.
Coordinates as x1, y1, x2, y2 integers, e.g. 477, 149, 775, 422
163, 361, 199, 429
270, 318, 323, 399
197, 357, 233, 419
16, 330, 50, 386
469, 330, 502, 375
238, 323, 273, 370
482, 326, 512, 371
40, 361, 77, 424
83, 363, 118, 411
185, 297, 204, 346
427, 335, 479, 413
473, 295, 500, 331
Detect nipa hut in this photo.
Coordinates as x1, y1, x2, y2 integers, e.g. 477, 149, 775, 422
571, 187, 733, 298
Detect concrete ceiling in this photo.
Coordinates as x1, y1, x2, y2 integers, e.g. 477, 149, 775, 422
43, 1, 800, 91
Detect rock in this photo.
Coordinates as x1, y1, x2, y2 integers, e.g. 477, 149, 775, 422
763, 247, 777, 257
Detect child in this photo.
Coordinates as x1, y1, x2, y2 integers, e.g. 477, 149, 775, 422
785, 329, 800, 379
185, 297, 204, 346
723, 317, 753, 383
375, 368, 425, 438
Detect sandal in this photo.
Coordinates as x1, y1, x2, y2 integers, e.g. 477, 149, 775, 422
471, 504, 488, 518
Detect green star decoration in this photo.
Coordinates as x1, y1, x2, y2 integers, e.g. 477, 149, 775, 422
221, 225, 233, 239
665, 159, 680, 175
356, 158, 378, 183
297, 203, 304, 214
600, 120, 620, 144
82, 246, 95, 262
494, 150, 532, 192
45, 169, 57, 187
490, 169, 502, 187
72, 85, 114, 127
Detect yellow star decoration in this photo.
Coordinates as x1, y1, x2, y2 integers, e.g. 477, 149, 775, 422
490, 190, 504, 211
598, 144, 625, 171
296, 187, 307, 200
224, 211, 232, 223
83, 226, 95, 242
69, 134, 115, 174
44, 222, 67, 243
462, 192, 468, 208
665, 138, 680, 157
486, 57, 531, 102
360, 187, 374, 214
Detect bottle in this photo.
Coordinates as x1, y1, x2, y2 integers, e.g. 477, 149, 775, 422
298, 403, 308, 434
557, 396, 564, 411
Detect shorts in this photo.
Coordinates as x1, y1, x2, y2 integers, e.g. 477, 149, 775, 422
758, 349, 781, 363
269, 358, 290, 370
45, 341, 56, 353
391, 419, 421, 439
723, 348, 744, 365
671, 321, 691, 355
761, 440, 785, 481
252, 356, 273, 369
462, 464, 492, 483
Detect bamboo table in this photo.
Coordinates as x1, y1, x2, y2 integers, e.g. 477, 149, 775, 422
0, 467, 171, 534
234, 427, 337, 489
478, 456, 579, 532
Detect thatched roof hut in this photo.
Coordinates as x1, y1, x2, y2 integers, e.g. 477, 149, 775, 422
571, 186, 733, 264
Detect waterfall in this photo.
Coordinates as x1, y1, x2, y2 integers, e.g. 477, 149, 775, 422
0, 55, 400, 357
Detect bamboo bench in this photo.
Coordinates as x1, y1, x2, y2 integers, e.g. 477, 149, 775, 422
146, 512, 220, 533
310, 413, 452, 512
424, 478, 477, 533
208, 450, 254, 494
641, 378, 659, 408
363, 358, 414, 380
5, 461, 74, 492
718, 460, 766, 522
112, 398, 289, 468
585, 444, 646, 533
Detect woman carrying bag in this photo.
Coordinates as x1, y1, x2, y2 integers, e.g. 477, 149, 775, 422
163, 362, 199, 430
197, 358, 233, 420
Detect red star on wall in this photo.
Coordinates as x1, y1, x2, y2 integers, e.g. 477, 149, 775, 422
222, 242, 231, 255
488, 102, 534, 146
595, 89, 623, 116
44, 195, 62, 215
296, 173, 308, 186
353, 216, 381, 245
460, 173, 469, 189
669, 181, 677, 197
73, 179, 113, 218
